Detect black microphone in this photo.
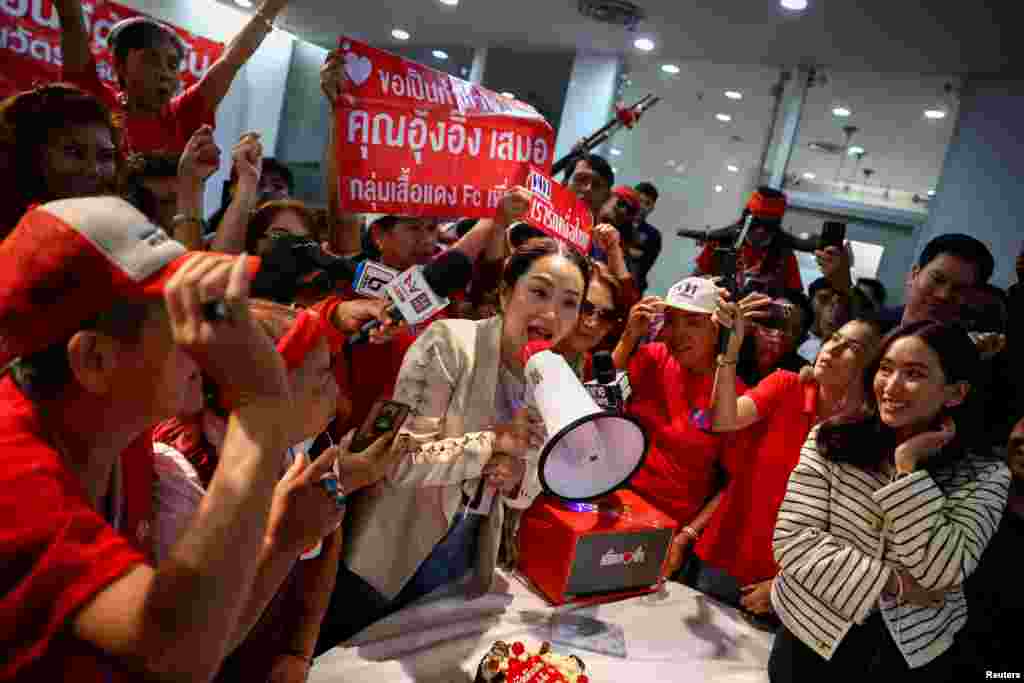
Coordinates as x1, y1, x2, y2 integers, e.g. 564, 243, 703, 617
347, 249, 474, 345
584, 351, 632, 412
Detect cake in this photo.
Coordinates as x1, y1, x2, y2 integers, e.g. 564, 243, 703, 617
475, 640, 589, 683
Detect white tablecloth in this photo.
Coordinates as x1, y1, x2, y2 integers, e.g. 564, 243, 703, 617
310, 570, 773, 682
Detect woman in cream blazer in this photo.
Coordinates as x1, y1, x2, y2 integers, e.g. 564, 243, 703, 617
317, 238, 592, 651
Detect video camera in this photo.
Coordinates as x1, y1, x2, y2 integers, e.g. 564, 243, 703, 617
251, 231, 355, 304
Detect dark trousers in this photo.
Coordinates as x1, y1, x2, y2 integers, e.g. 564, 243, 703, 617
768, 613, 962, 683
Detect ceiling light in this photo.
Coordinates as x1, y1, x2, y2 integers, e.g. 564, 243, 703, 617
727, 164, 739, 173
661, 64, 680, 75
432, 49, 449, 60
847, 145, 865, 156
780, 0, 808, 10
610, 148, 622, 156
714, 184, 724, 193
500, 91, 515, 99
832, 106, 851, 117
924, 109, 947, 120
634, 37, 655, 52
803, 172, 816, 179
234, 0, 253, 7
612, 167, 619, 174
665, 160, 676, 167
927, 189, 936, 197
439, 0, 459, 5
724, 90, 743, 100
715, 113, 732, 122
391, 28, 411, 41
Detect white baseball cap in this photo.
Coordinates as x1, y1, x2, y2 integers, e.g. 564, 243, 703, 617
664, 276, 719, 315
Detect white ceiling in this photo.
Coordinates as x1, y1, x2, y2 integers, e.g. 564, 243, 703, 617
258, 0, 1013, 75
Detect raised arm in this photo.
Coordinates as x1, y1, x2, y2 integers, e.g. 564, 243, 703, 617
320, 51, 363, 256
72, 254, 293, 682
197, 0, 290, 110
174, 126, 221, 250
211, 133, 262, 255
54, 0, 93, 77
875, 446, 1010, 590
710, 293, 771, 431
613, 296, 661, 370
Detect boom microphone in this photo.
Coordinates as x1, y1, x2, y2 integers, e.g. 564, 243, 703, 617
347, 249, 473, 345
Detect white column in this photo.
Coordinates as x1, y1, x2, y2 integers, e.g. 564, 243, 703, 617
469, 47, 488, 85
554, 53, 622, 166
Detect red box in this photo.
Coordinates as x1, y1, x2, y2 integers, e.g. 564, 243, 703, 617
517, 489, 677, 605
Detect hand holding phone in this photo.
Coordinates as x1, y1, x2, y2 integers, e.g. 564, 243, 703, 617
350, 400, 411, 454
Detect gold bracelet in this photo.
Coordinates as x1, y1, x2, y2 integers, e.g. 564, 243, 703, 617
680, 525, 700, 541
716, 355, 738, 367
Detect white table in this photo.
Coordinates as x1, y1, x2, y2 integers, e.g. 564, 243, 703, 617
310, 570, 774, 682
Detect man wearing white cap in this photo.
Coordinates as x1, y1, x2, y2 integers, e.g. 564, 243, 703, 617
612, 276, 746, 582
0, 197, 344, 682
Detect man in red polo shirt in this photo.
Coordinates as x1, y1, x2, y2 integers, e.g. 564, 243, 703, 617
694, 299, 883, 617
0, 196, 345, 682
55, 0, 291, 154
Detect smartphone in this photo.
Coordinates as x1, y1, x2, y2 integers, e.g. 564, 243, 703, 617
820, 221, 846, 250
350, 400, 410, 453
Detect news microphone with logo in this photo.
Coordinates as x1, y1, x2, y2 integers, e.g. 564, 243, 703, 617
584, 351, 632, 412
353, 260, 400, 299
347, 249, 474, 346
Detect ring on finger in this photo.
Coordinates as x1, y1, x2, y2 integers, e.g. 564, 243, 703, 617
319, 473, 348, 508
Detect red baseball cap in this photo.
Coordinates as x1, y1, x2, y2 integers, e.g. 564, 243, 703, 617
0, 196, 259, 367
611, 185, 642, 210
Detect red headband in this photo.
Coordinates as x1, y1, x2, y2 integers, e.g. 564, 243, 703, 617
746, 191, 787, 220
276, 309, 344, 370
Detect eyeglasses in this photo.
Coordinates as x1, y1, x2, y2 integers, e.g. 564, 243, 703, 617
581, 301, 619, 323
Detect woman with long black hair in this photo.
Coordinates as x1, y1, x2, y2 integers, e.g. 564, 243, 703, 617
770, 320, 1010, 681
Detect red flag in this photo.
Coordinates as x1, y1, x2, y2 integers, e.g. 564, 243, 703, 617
517, 166, 593, 254
334, 36, 555, 219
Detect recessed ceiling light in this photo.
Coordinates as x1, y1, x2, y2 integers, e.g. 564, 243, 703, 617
439, 0, 459, 5
725, 90, 743, 100
727, 164, 739, 173
391, 28, 411, 41
610, 148, 622, 156
803, 172, 816, 179
661, 64, 680, 75
665, 160, 676, 167
924, 109, 947, 120
234, 0, 253, 7
612, 167, 619, 174
432, 49, 449, 60
848, 145, 865, 156
500, 91, 515, 99
927, 189, 936, 197
780, 0, 808, 10
634, 37, 655, 52
715, 113, 732, 122
714, 184, 725, 193
832, 106, 851, 117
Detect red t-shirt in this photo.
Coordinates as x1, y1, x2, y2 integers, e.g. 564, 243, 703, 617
695, 370, 818, 586
696, 242, 803, 292
62, 56, 215, 155
625, 343, 745, 526
0, 376, 146, 682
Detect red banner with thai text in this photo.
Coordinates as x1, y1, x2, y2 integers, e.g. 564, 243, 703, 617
519, 166, 593, 253
334, 36, 555, 219
0, 0, 223, 100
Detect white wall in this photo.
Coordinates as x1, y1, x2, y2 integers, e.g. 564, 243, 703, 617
915, 77, 1024, 289
119, 0, 294, 211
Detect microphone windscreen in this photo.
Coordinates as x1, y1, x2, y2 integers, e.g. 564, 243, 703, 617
422, 249, 474, 297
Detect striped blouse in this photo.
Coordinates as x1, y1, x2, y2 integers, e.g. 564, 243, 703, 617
771, 426, 1011, 668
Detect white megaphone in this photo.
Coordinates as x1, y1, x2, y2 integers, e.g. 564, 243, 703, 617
519, 342, 648, 501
